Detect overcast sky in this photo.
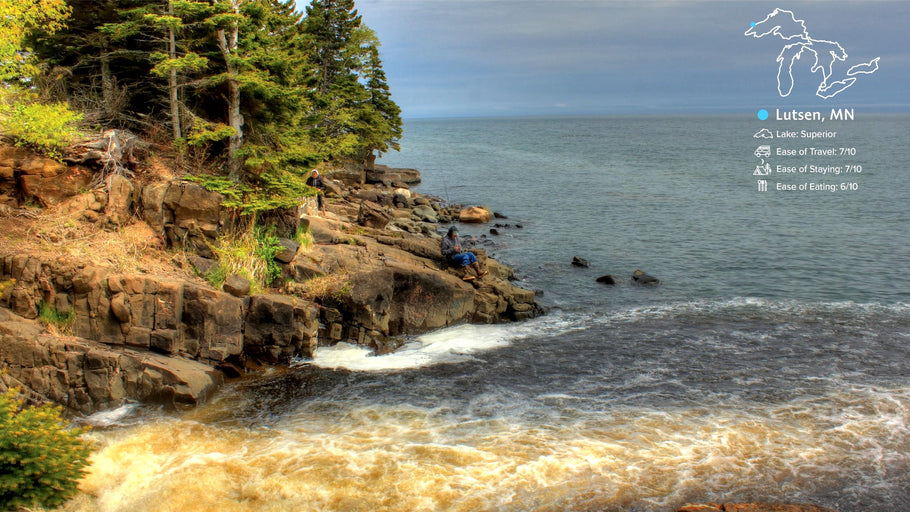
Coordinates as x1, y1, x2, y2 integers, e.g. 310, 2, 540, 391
297, 1, 910, 118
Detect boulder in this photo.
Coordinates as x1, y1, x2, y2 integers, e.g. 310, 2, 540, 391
459, 206, 492, 224
171, 181, 223, 227
0, 145, 30, 169
222, 274, 251, 298
140, 181, 171, 234
19, 166, 93, 207
18, 156, 67, 177
358, 202, 391, 229
631, 269, 660, 286
180, 284, 243, 362
412, 205, 438, 223
343, 264, 474, 337
287, 253, 326, 281
299, 215, 340, 244
244, 294, 320, 362
275, 238, 299, 263
189, 255, 217, 275
104, 174, 135, 227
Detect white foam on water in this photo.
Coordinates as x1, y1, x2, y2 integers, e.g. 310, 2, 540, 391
82, 401, 142, 428
311, 312, 585, 372
312, 324, 512, 371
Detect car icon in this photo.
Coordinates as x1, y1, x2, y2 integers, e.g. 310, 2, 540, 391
754, 145, 771, 158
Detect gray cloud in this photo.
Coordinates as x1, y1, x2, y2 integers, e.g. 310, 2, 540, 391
303, 0, 910, 117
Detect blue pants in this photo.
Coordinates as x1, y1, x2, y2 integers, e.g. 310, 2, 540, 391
450, 252, 478, 266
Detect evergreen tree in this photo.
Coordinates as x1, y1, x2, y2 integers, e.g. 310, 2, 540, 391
361, 44, 401, 155
303, 0, 361, 96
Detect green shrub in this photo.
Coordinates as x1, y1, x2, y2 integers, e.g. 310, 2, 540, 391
0, 389, 92, 510
0, 91, 83, 160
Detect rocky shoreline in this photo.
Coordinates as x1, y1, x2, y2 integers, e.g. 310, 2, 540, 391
0, 145, 542, 414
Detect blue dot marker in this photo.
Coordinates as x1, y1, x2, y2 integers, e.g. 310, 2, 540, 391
757, 109, 769, 121
751, 22, 756, 27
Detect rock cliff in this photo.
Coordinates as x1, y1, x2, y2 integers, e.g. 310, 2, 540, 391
0, 147, 542, 413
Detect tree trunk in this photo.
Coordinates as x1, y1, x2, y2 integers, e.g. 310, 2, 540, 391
217, 2, 244, 182
100, 48, 114, 119
168, 0, 181, 140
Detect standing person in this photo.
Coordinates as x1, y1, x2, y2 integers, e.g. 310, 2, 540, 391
440, 226, 486, 281
306, 169, 326, 216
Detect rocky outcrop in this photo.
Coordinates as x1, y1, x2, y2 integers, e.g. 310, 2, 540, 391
366, 164, 421, 186
2, 144, 543, 412
0, 253, 325, 412
677, 504, 836, 512
284, 207, 542, 353
0, 254, 321, 365
0, 309, 222, 414
141, 181, 227, 257
244, 294, 320, 363
0, 146, 94, 207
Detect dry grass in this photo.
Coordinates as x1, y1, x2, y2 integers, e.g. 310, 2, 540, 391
1, 197, 200, 282
285, 271, 351, 303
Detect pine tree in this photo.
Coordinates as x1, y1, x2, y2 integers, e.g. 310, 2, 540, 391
361, 44, 401, 155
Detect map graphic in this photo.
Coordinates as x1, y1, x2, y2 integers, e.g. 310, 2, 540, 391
745, 8, 880, 99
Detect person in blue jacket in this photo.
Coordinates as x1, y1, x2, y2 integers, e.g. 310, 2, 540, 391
440, 226, 486, 280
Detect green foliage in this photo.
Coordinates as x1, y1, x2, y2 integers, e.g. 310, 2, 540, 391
0, 0, 70, 82
204, 263, 227, 289
0, 389, 92, 511
26, 0, 402, 192
0, 90, 83, 160
184, 121, 237, 147
185, 169, 314, 215
150, 52, 209, 77
183, 174, 251, 207
211, 221, 284, 293
37, 301, 74, 333
254, 225, 284, 285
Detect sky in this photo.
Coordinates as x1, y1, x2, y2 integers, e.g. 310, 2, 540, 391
297, 1, 910, 118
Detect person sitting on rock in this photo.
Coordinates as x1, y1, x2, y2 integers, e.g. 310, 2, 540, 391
440, 226, 486, 281
305, 169, 326, 216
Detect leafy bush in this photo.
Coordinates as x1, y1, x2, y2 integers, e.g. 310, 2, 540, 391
0, 91, 83, 160
0, 389, 92, 510
211, 223, 284, 293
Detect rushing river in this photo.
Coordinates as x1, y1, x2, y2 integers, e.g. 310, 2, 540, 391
69, 115, 910, 511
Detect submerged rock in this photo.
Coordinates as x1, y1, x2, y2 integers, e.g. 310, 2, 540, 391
631, 269, 660, 286
571, 256, 590, 268
596, 275, 618, 285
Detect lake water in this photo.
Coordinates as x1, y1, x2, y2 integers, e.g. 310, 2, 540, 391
70, 115, 910, 511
